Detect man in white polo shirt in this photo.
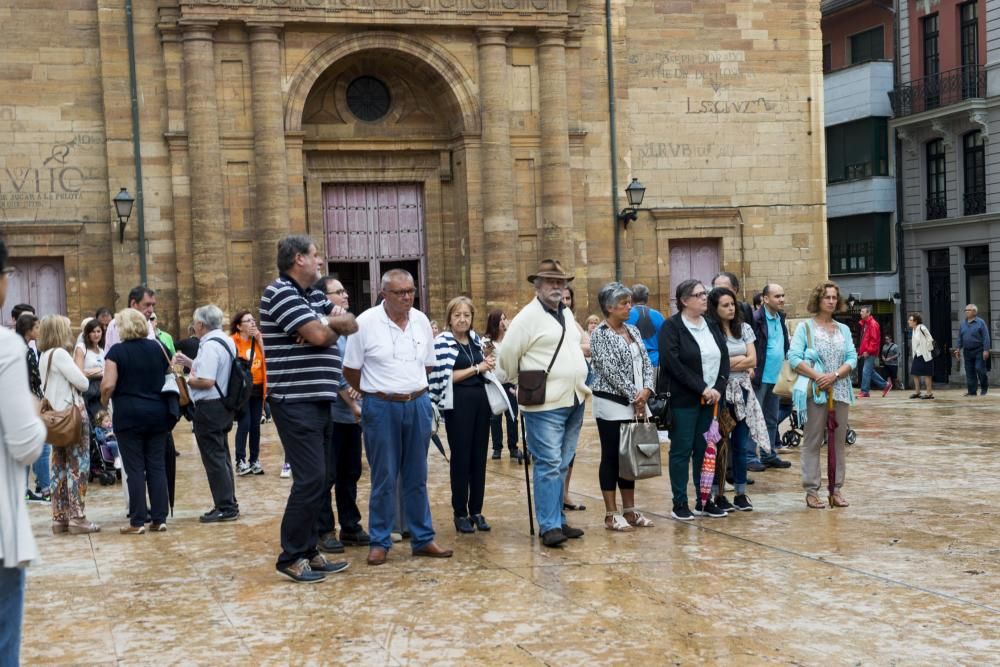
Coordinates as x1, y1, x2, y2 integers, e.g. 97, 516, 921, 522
343, 269, 453, 566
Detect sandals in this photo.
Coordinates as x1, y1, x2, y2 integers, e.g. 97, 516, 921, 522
563, 502, 586, 512
51, 521, 69, 535
67, 520, 101, 535
805, 495, 826, 509
921, 394, 935, 400
622, 507, 655, 528
830, 493, 850, 508
909, 393, 922, 399
605, 512, 634, 532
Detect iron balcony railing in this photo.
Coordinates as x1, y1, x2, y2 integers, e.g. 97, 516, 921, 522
890, 65, 986, 117
926, 195, 948, 220
963, 189, 986, 216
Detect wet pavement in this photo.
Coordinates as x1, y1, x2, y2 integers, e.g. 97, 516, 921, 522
21, 388, 999, 665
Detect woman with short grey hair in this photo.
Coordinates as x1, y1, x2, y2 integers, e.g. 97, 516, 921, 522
589, 282, 656, 531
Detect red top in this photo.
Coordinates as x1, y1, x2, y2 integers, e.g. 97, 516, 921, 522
859, 317, 881, 357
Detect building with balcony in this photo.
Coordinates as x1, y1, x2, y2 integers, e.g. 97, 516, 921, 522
891, 0, 997, 384
822, 0, 899, 341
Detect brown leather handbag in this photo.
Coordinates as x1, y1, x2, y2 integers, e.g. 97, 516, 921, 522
517, 318, 567, 406
40, 352, 83, 448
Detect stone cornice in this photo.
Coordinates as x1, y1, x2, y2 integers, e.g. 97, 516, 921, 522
179, 0, 569, 28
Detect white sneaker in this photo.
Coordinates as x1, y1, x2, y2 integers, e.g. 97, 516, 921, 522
280, 463, 291, 479
237, 461, 253, 476
250, 461, 264, 475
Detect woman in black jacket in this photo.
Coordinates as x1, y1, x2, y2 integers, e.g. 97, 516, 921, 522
657, 279, 730, 521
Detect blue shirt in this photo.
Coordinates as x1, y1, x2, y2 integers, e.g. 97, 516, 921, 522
260, 273, 341, 402
762, 308, 785, 384
626, 305, 666, 366
958, 316, 991, 351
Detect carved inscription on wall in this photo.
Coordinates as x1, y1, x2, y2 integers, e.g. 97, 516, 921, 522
627, 50, 754, 92
188, 0, 565, 13
0, 137, 103, 211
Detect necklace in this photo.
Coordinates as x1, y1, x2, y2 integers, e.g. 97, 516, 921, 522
456, 337, 477, 367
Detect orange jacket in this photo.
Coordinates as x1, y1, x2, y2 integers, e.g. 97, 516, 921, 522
231, 334, 266, 396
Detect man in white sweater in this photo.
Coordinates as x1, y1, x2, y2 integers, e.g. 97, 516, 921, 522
499, 260, 591, 548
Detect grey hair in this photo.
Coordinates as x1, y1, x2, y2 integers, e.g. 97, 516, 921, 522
381, 268, 414, 291
967, 304, 978, 314
276, 235, 315, 273
193, 304, 224, 330
860, 305, 872, 315
598, 282, 633, 317
631, 284, 649, 304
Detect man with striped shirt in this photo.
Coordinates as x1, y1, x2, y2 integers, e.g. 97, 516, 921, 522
259, 235, 357, 584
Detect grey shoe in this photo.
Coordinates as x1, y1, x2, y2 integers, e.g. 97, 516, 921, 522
318, 533, 345, 554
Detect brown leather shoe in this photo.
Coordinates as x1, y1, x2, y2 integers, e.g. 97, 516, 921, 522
412, 542, 453, 558
367, 546, 388, 566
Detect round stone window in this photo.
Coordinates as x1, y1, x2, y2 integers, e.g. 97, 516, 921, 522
346, 76, 392, 122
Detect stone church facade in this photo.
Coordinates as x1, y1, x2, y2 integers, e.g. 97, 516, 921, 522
0, 0, 826, 333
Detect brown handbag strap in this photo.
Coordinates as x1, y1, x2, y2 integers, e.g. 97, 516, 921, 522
546, 316, 567, 375
42, 350, 54, 394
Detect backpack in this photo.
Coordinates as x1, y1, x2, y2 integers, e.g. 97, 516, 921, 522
208, 337, 252, 412
634, 306, 656, 340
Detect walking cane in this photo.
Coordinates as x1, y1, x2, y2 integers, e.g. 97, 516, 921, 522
521, 412, 535, 536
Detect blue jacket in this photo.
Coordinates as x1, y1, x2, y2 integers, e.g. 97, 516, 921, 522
751, 306, 789, 388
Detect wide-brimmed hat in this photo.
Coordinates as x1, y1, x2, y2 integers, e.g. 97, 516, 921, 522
527, 259, 574, 284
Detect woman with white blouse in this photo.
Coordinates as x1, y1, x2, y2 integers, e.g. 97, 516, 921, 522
38, 315, 99, 535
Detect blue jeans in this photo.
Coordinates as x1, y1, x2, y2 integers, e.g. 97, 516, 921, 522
235, 391, 263, 464
521, 402, 584, 534
963, 348, 988, 395
752, 383, 782, 464
25, 443, 51, 493
362, 394, 435, 551
860, 355, 887, 392
0, 563, 25, 666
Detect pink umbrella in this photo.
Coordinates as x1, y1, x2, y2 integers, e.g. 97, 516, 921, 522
699, 403, 721, 506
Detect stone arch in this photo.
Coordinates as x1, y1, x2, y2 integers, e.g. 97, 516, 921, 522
285, 31, 480, 135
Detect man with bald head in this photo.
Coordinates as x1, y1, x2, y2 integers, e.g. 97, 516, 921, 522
749, 284, 791, 471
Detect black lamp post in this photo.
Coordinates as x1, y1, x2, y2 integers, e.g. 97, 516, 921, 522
618, 178, 648, 229
114, 187, 135, 244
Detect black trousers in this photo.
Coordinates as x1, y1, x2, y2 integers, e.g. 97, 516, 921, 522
270, 398, 331, 567
443, 383, 491, 518
117, 427, 169, 526
235, 389, 263, 464
193, 399, 238, 513
596, 417, 635, 492
316, 420, 364, 536
490, 383, 519, 452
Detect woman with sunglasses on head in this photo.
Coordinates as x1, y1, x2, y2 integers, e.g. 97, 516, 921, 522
230, 309, 267, 476
657, 279, 730, 521
706, 286, 767, 512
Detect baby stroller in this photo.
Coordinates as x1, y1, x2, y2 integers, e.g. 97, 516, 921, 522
88, 419, 121, 487
780, 407, 856, 448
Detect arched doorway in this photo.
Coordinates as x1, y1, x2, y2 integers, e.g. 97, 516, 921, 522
288, 33, 480, 317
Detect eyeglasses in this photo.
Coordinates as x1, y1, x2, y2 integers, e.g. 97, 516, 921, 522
388, 323, 419, 361
1, 268, 14, 277
385, 289, 416, 297
688, 291, 708, 299
326, 289, 348, 296
241, 318, 255, 324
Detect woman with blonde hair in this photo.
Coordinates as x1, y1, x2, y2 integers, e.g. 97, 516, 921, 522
101, 308, 172, 533
788, 281, 858, 509
38, 315, 98, 534
429, 296, 497, 533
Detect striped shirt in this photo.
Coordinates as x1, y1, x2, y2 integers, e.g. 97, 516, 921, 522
259, 273, 339, 402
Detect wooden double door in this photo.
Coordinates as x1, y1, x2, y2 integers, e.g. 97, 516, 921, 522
322, 183, 427, 314
1, 257, 66, 326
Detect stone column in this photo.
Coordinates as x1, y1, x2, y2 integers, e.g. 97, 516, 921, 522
180, 20, 230, 308
537, 30, 574, 269
248, 22, 289, 291
476, 28, 516, 310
